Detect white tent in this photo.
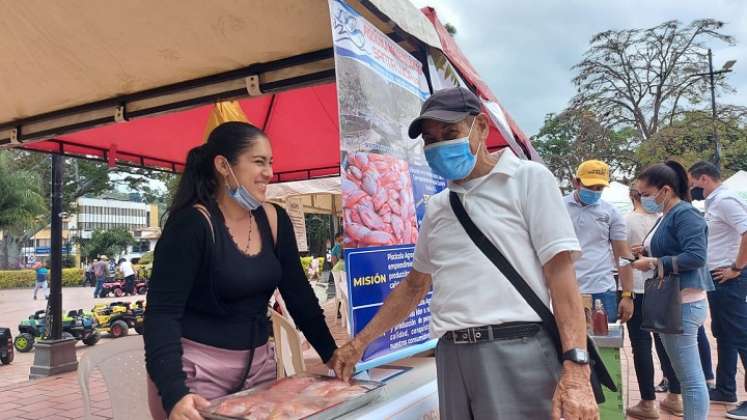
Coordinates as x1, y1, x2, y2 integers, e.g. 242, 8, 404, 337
602, 181, 633, 214
724, 170, 747, 201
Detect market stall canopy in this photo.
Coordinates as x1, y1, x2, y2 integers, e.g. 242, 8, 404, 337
421, 7, 540, 161
267, 177, 342, 216
23, 83, 341, 180
0, 0, 439, 146
2, 1, 539, 178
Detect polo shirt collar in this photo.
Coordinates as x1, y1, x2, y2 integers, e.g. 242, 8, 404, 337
706, 184, 726, 204
448, 149, 519, 193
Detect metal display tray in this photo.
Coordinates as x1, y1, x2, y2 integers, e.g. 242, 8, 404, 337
200, 374, 384, 420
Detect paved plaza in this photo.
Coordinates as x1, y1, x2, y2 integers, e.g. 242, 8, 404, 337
0, 285, 744, 419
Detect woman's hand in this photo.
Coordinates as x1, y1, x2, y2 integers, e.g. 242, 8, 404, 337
169, 394, 210, 420
631, 257, 657, 272
631, 244, 645, 258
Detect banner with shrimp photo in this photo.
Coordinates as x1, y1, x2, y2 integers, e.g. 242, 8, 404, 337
329, 0, 446, 367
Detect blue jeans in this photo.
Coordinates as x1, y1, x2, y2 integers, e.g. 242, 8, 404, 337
591, 290, 618, 322
94, 277, 105, 298
658, 326, 714, 395
660, 299, 709, 420
697, 326, 714, 382
709, 272, 747, 398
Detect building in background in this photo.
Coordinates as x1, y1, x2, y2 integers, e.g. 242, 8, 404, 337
23, 195, 161, 265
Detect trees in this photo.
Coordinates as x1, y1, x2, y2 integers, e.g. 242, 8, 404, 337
0, 149, 174, 267
532, 18, 745, 184
0, 151, 115, 268
80, 228, 135, 261
531, 109, 639, 190
444, 23, 457, 36
638, 109, 747, 175
571, 19, 735, 140
0, 153, 46, 268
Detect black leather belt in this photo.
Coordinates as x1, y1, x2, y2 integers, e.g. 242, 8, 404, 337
444, 322, 542, 344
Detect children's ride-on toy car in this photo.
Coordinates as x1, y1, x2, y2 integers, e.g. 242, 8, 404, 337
100, 279, 126, 298
134, 278, 148, 295
14, 309, 99, 352
0, 327, 13, 365
91, 300, 145, 338
100, 277, 148, 297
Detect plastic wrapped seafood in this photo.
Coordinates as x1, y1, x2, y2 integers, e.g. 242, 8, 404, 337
202, 374, 381, 420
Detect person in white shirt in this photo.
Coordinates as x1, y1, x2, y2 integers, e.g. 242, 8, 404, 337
563, 160, 635, 323
330, 87, 597, 420
118, 258, 136, 296
688, 161, 747, 415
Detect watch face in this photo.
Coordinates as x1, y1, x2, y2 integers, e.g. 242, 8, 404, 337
566, 349, 589, 364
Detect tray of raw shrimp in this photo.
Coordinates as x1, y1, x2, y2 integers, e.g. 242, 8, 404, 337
200, 373, 384, 420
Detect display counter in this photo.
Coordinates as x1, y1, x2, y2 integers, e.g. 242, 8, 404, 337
336, 357, 438, 420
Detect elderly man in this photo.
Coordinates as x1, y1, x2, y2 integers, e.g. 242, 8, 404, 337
689, 161, 747, 417
564, 160, 635, 323
331, 87, 597, 420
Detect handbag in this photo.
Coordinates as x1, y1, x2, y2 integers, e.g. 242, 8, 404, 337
449, 191, 616, 403
641, 257, 683, 334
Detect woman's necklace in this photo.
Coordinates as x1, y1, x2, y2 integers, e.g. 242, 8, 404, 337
221, 204, 254, 254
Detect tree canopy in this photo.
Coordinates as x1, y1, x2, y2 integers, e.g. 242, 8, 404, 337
80, 228, 136, 261
571, 19, 735, 140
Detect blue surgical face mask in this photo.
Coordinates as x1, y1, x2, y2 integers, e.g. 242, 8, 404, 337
641, 189, 665, 214
578, 187, 602, 206
225, 163, 261, 211
424, 118, 477, 181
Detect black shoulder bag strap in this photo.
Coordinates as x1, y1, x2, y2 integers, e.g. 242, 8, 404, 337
448, 191, 616, 402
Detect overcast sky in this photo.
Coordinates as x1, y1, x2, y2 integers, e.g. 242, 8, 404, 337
410, 0, 747, 136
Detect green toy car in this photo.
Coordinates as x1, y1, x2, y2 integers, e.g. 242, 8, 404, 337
14, 309, 100, 352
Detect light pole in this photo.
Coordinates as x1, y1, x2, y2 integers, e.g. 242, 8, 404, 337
693, 49, 736, 169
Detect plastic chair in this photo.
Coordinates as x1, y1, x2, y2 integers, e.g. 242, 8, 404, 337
270, 309, 305, 379
78, 335, 149, 420
332, 271, 349, 331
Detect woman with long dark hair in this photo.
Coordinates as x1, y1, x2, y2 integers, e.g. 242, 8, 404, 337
144, 122, 337, 420
631, 161, 714, 419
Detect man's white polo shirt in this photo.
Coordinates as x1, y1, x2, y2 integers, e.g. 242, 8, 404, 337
563, 194, 627, 294
705, 185, 747, 271
412, 150, 581, 338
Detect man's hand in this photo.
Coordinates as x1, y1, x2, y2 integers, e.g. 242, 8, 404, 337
329, 270, 431, 382
551, 363, 599, 420
618, 297, 634, 323
169, 394, 209, 420
631, 244, 645, 258
330, 338, 365, 382
713, 267, 741, 284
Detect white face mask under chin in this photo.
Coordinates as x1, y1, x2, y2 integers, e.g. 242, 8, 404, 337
225, 163, 261, 211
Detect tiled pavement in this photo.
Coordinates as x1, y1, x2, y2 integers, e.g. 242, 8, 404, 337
1, 285, 745, 419
620, 315, 746, 419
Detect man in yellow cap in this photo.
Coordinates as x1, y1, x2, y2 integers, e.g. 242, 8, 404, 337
564, 160, 635, 324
